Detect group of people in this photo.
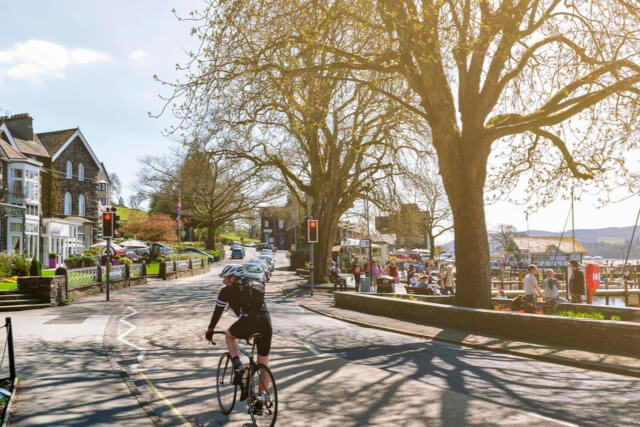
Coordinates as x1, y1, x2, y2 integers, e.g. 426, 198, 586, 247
407, 264, 456, 295
523, 260, 585, 312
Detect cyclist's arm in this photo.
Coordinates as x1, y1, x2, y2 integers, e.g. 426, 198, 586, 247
208, 287, 231, 330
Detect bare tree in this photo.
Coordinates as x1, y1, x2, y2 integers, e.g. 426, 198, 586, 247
137, 146, 280, 249
159, 2, 424, 282
109, 172, 121, 205
127, 193, 145, 210
491, 224, 519, 254
249, 0, 640, 307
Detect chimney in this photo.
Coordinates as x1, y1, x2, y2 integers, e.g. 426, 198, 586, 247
0, 113, 34, 141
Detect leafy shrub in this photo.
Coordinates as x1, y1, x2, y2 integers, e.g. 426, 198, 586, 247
553, 310, 605, 320
48, 252, 57, 259
610, 315, 621, 321
29, 258, 41, 276
119, 257, 133, 264
10, 255, 29, 277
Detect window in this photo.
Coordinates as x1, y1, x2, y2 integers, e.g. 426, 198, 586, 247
64, 193, 72, 215
78, 194, 85, 217
98, 182, 107, 191
11, 169, 22, 178
78, 163, 84, 181
66, 161, 72, 179
9, 222, 23, 232
101, 198, 107, 206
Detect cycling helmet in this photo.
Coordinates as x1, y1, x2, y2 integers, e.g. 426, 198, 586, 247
220, 264, 244, 278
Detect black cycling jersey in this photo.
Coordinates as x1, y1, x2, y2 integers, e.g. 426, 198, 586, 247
215, 279, 268, 315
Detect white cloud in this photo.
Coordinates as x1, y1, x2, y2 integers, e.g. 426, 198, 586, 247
128, 49, 147, 61
0, 39, 112, 83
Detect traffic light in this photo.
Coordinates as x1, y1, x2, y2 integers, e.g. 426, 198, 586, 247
114, 214, 120, 232
307, 219, 318, 243
102, 212, 114, 238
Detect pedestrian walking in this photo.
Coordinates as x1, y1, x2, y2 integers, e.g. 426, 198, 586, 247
353, 262, 361, 292
443, 265, 455, 295
568, 260, 585, 303
389, 261, 399, 283
371, 261, 380, 290
407, 264, 416, 283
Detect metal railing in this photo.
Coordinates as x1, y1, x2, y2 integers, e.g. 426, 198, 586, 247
130, 263, 144, 278
108, 264, 127, 281
0, 318, 16, 382
165, 261, 175, 273
68, 266, 99, 288
192, 258, 203, 268
176, 260, 190, 271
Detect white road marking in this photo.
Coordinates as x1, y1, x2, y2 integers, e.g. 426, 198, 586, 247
526, 412, 578, 427
118, 306, 145, 351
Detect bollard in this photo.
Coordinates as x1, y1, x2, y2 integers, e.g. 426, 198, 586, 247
6, 318, 15, 381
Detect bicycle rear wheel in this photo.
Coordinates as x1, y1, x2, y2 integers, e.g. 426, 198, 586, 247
248, 363, 278, 427
216, 353, 237, 414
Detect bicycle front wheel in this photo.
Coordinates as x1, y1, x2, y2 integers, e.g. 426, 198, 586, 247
248, 363, 278, 427
216, 352, 237, 414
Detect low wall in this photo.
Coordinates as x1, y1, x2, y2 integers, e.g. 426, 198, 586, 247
18, 276, 67, 305
334, 292, 640, 357
162, 264, 210, 281
67, 276, 147, 299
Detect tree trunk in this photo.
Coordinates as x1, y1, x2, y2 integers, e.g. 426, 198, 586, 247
311, 211, 338, 284
438, 138, 493, 308
205, 223, 217, 250
428, 234, 436, 259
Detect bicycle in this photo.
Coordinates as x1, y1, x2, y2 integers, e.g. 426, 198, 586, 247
209, 331, 278, 427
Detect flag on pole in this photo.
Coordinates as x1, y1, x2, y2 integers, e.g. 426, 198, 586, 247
177, 192, 181, 220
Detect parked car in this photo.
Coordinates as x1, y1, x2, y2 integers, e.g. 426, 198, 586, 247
256, 243, 270, 251
231, 247, 245, 259
246, 258, 271, 281
232, 241, 242, 247
124, 250, 141, 263
183, 247, 214, 263
244, 242, 256, 248
261, 248, 273, 256
259, 254, 275, 271
243, 262, 267, 284
151, 243, 174, 257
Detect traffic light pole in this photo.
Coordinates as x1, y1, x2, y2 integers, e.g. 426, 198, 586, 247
106, 237, 111, 301
309, 242, 314, 297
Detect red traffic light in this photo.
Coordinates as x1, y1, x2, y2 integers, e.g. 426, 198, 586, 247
104, 213, 112, 221
309, 220, 317, 228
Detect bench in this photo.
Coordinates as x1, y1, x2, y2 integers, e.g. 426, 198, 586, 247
405, 286, 434, 295
329, 271, 347, 291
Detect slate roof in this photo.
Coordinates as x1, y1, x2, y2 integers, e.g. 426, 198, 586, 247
512, 236, 587, 254
14, 135, 50, 157
0, 138, 27, 159
36, 128, 77, 157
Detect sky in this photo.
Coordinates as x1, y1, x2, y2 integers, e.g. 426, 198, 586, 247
1, 0, 639, 240
0, 0, 202, 200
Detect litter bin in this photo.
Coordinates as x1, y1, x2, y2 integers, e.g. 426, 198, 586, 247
359, 277, 371, 293
377, 275, 395, 293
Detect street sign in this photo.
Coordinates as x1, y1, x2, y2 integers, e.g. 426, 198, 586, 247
360, 239, 371, 248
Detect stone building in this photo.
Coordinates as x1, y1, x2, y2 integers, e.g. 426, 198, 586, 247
375, 203, 428, 249
38, 127, 111, 262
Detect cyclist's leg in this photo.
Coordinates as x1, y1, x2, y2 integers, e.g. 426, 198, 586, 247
256, 313, 273, 394
225, 328, 239, 358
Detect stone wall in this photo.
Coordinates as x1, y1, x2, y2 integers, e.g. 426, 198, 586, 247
161, 264, 210, 281
67, 276, 147, 300
18, 276, 67, 305
334, 292, 640, 357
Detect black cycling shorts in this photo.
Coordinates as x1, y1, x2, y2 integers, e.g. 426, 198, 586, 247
228, 312, 272, 356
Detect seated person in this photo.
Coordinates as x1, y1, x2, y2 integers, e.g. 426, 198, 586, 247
416, 276, 429, 289
409, 276, 418, 287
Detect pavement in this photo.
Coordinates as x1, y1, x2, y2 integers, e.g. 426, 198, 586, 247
283, 279, 640, 378
2, 250, 640, 426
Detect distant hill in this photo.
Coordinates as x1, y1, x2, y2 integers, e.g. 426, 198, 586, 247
443, 226, 640, 258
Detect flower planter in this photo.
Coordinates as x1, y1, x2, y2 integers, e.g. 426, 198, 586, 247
112, 259, 120, 266
48, 258, 57, 269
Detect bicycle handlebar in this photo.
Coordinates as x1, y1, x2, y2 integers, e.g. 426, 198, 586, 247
208, 330, 227, 345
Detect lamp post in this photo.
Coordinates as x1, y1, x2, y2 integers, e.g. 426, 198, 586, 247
364, 179, 373, 287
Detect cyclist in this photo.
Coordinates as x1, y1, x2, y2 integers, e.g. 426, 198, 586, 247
205, 265, 272, 411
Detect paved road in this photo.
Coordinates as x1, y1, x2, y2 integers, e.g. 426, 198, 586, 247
6, 247, 640, 426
